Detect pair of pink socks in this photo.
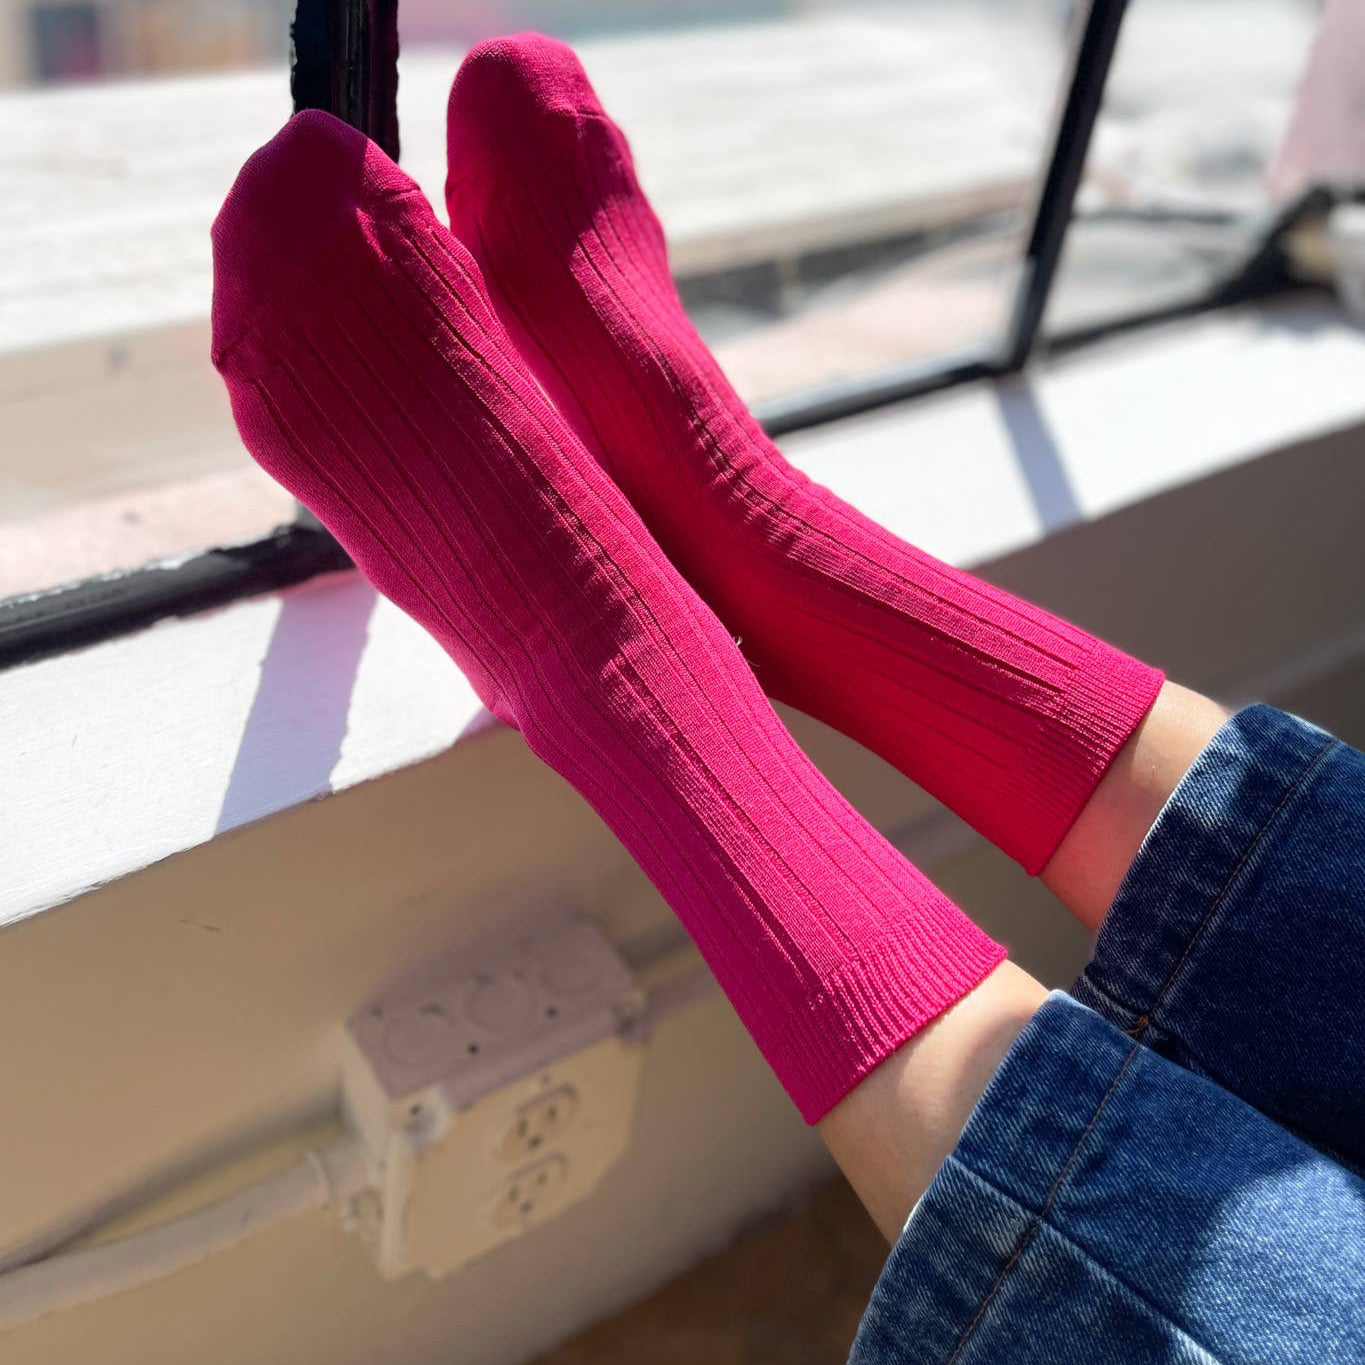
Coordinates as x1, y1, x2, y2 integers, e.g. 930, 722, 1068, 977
212, 36, 1162, 1122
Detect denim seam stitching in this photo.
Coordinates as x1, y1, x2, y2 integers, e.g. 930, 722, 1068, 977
942, 1037, 1142, 1365
940, 1161, 1226, 1365
1068, 972, 1149, 1038
1135, 735, 1339, 1038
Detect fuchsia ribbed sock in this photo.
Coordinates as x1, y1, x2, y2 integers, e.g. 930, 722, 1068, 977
445, 35, 1166, 875
211, 111, 1004, 1123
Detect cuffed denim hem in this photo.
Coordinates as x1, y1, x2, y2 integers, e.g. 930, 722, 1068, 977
1071, 704, 1365, 1170
849, 992, 1365, 1365
850, 705, 1365, 1363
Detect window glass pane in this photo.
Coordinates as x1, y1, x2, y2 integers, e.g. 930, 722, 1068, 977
1045, 0, 1323, 337
1, 1, 295, 603
2, 1, 1070, 605
569, 2, 1072, 408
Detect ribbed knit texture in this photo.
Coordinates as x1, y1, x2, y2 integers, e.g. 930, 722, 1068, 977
211, 111, 1005, 1123
445, 35, 1166, 875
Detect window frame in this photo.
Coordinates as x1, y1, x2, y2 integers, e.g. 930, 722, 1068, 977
0, 0, 1288, 670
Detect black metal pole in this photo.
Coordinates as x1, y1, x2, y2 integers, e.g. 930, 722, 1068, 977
291, 0, 400, 162
999, 0, 1129, 371
287, 0, 401, 550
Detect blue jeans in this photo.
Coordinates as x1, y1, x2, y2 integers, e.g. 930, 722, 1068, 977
850, 706, 1365, 1364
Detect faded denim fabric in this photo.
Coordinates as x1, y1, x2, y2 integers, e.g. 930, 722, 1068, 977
850, 708, 1365, 1363
849, 994, 1365, 1364
1073, 704, 1365, 1171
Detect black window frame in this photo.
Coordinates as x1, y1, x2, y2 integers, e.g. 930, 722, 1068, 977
0, 0, 1302, 669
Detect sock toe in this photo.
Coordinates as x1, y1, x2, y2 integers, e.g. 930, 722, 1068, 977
446, 33, 604, 184
451, 32, 600, 118
211, 109, 420, 364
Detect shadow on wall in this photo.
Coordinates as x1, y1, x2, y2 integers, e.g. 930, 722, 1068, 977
216, 575, 377, 834
994, 379, 1082, 536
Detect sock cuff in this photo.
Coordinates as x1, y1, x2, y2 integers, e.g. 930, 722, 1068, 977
739, 908, 1007, 1124
1004, 645, 1166, 875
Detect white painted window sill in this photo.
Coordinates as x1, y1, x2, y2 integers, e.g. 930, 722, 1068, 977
5, 293, 1364, 926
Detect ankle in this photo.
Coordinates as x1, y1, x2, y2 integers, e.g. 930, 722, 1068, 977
1042, 682, 1230, 929
819, 962, 1046, 1240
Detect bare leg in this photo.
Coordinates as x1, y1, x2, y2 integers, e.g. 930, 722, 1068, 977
819, 962, 1047, 1240
1042, 682, 1230, 931
818, 683, 1228, 1240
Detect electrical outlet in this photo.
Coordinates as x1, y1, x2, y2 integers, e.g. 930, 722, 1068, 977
492, 1155, 570, 1228
497, 1087, 579, 1163
339, 911, 645, 1279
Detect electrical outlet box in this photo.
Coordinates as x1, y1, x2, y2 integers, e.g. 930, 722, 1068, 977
339, 912, 646, 1279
